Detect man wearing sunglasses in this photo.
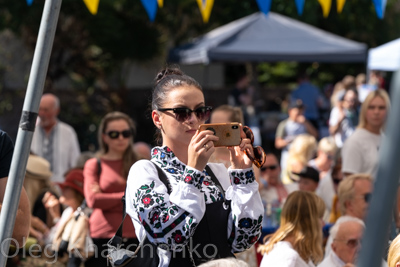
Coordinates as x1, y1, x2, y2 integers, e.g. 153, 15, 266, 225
324, 174, 373, 258
259, 153, 298, 207
319, 218, 364, 267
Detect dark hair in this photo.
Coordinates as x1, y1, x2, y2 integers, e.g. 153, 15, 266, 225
151, 66, 203, 144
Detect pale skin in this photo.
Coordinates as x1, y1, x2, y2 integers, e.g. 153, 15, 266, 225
38, 93, 60, 135
152, 86, 254, 172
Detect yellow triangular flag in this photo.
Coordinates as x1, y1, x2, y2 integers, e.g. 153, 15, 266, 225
83, 0, 99, 15
158, 0, 163, 8
318, 0, 331, 17
196, 0, 214, 23
336, 0, 346, 13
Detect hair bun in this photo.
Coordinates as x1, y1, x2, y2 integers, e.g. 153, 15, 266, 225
155, 67, 184, 85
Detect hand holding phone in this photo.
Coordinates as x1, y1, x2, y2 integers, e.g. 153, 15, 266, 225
198, 123, 241, 147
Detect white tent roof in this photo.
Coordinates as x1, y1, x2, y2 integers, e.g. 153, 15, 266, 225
368, 38, 400, 71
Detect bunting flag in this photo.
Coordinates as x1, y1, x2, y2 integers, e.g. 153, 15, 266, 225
318, 0, 331, 17
336, 0, 346, 13
255, 0, 273, 15
26, 0, 34, 6
83, 0, 100, 15
372, 0, 386, 18
196, 0, 214, 23
158, 0, 164, 8
294, 0, 305, 15
141, 0, 158, 22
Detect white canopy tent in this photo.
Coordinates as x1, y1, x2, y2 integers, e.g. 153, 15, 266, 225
368, 38, 400, 71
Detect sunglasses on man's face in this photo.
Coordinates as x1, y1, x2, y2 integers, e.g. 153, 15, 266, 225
335, 238, 361, 248
243, 126, 266, 168
106, 130, 132, 139
355, 193, 372, 203
261, 165, 278, 172
158, 106, 212, 122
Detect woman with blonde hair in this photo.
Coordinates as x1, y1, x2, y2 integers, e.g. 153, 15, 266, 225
258, 191, 325, 267
83, 111, 139, 266
341, 89, 390, 178
282, 134, 317, 184
388, 233, 400, 267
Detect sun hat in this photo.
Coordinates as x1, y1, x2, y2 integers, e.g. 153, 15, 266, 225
26, 154, 52, 180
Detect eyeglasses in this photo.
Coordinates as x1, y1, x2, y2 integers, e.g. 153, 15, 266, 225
261, 165, 278, 171
158, 106, 212, 122
355, 193, 371, 203
106, 130, 132, 139
243, 126, 266, 168
334, 238, 361, 248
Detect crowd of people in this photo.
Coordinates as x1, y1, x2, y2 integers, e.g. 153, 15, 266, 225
1, 67, 399, 267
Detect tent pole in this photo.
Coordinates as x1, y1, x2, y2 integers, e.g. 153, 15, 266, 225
0, 0, 62, 265
357, 69, 400, 267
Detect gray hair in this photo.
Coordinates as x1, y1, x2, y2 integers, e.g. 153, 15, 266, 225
330, 216, 365, 240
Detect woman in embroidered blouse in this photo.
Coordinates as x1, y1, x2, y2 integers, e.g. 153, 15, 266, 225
83, 111, 139, 266
125, 67, 263, 266
258, 191, 325, 267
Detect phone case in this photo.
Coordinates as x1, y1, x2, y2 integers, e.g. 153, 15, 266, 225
198, 123, 241, 147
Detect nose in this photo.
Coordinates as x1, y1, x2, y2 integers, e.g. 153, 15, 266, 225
186, 111, 198, 123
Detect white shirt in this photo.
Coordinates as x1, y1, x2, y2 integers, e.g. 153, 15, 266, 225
260, 241, 315, 267
318, 251, 345, 267
341, 128, 381, 178
126, 146, 264, 267
31, 120, 80, 183
316, 172, 335, 222
329, 107, 358, 148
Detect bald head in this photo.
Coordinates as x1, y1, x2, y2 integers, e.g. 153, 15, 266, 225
38, 93, 60, 132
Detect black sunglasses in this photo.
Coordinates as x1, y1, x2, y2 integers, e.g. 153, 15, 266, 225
158, 106, 212, 122
261, 165, 278, 171
332, 177, 342, 185
243, 126, 266, 169
106, 130, 132, 139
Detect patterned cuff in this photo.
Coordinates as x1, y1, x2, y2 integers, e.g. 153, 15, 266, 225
229, 167, 255, 185
181, 166, 205, 190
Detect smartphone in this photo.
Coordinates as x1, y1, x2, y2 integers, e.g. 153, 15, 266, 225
198, 123, 241, 147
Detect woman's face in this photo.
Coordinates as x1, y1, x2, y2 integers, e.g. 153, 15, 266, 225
365, 96, 387, 130
60, 187, 80, 208
157, 86, 206, 147
102, 119, 131, 154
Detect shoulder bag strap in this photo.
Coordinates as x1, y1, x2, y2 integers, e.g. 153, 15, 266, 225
205, 165, 230, 210
109, 161, 171, 247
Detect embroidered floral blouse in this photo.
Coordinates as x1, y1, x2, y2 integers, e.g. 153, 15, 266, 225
126, 146, 263, 262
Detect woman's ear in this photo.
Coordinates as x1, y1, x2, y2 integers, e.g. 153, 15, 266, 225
152, 110, 162, 129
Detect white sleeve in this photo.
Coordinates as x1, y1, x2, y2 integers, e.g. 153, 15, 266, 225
329, 107, 339, 127
125, 160, 205, 251
341, 138, 363, 174
226, 167, 264, 253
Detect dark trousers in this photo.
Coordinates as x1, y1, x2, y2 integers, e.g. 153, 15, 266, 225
84, 237, 139, 267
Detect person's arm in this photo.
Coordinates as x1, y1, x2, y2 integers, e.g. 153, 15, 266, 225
275, 121, 288, 149
341, 138, 363, 176
125, 160, 206, 250
83, 158, 124, 211
329, 107, 345, 135
226, 167, 263, 253
0, 178, 31, 247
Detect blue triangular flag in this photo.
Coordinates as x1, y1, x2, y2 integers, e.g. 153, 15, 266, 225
294, 0, 305, 15
256, 0, 272, 15
372, 0, 383, 19
26, 0, 34, 6
140, 0, 158, 22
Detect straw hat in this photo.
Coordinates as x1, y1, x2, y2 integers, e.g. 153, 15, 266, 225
26, 154, 52, 180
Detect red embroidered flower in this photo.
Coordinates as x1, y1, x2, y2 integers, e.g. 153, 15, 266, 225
166, 147, 171, 152
234, 177, 240, 184
184, 176, 192, 183
153, 149, 158, 155
141, 194, 154, 207
171, 230, 186, 244
203, 181, 210, 186
249, 236, 258, 244
151, 212, 159, 224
